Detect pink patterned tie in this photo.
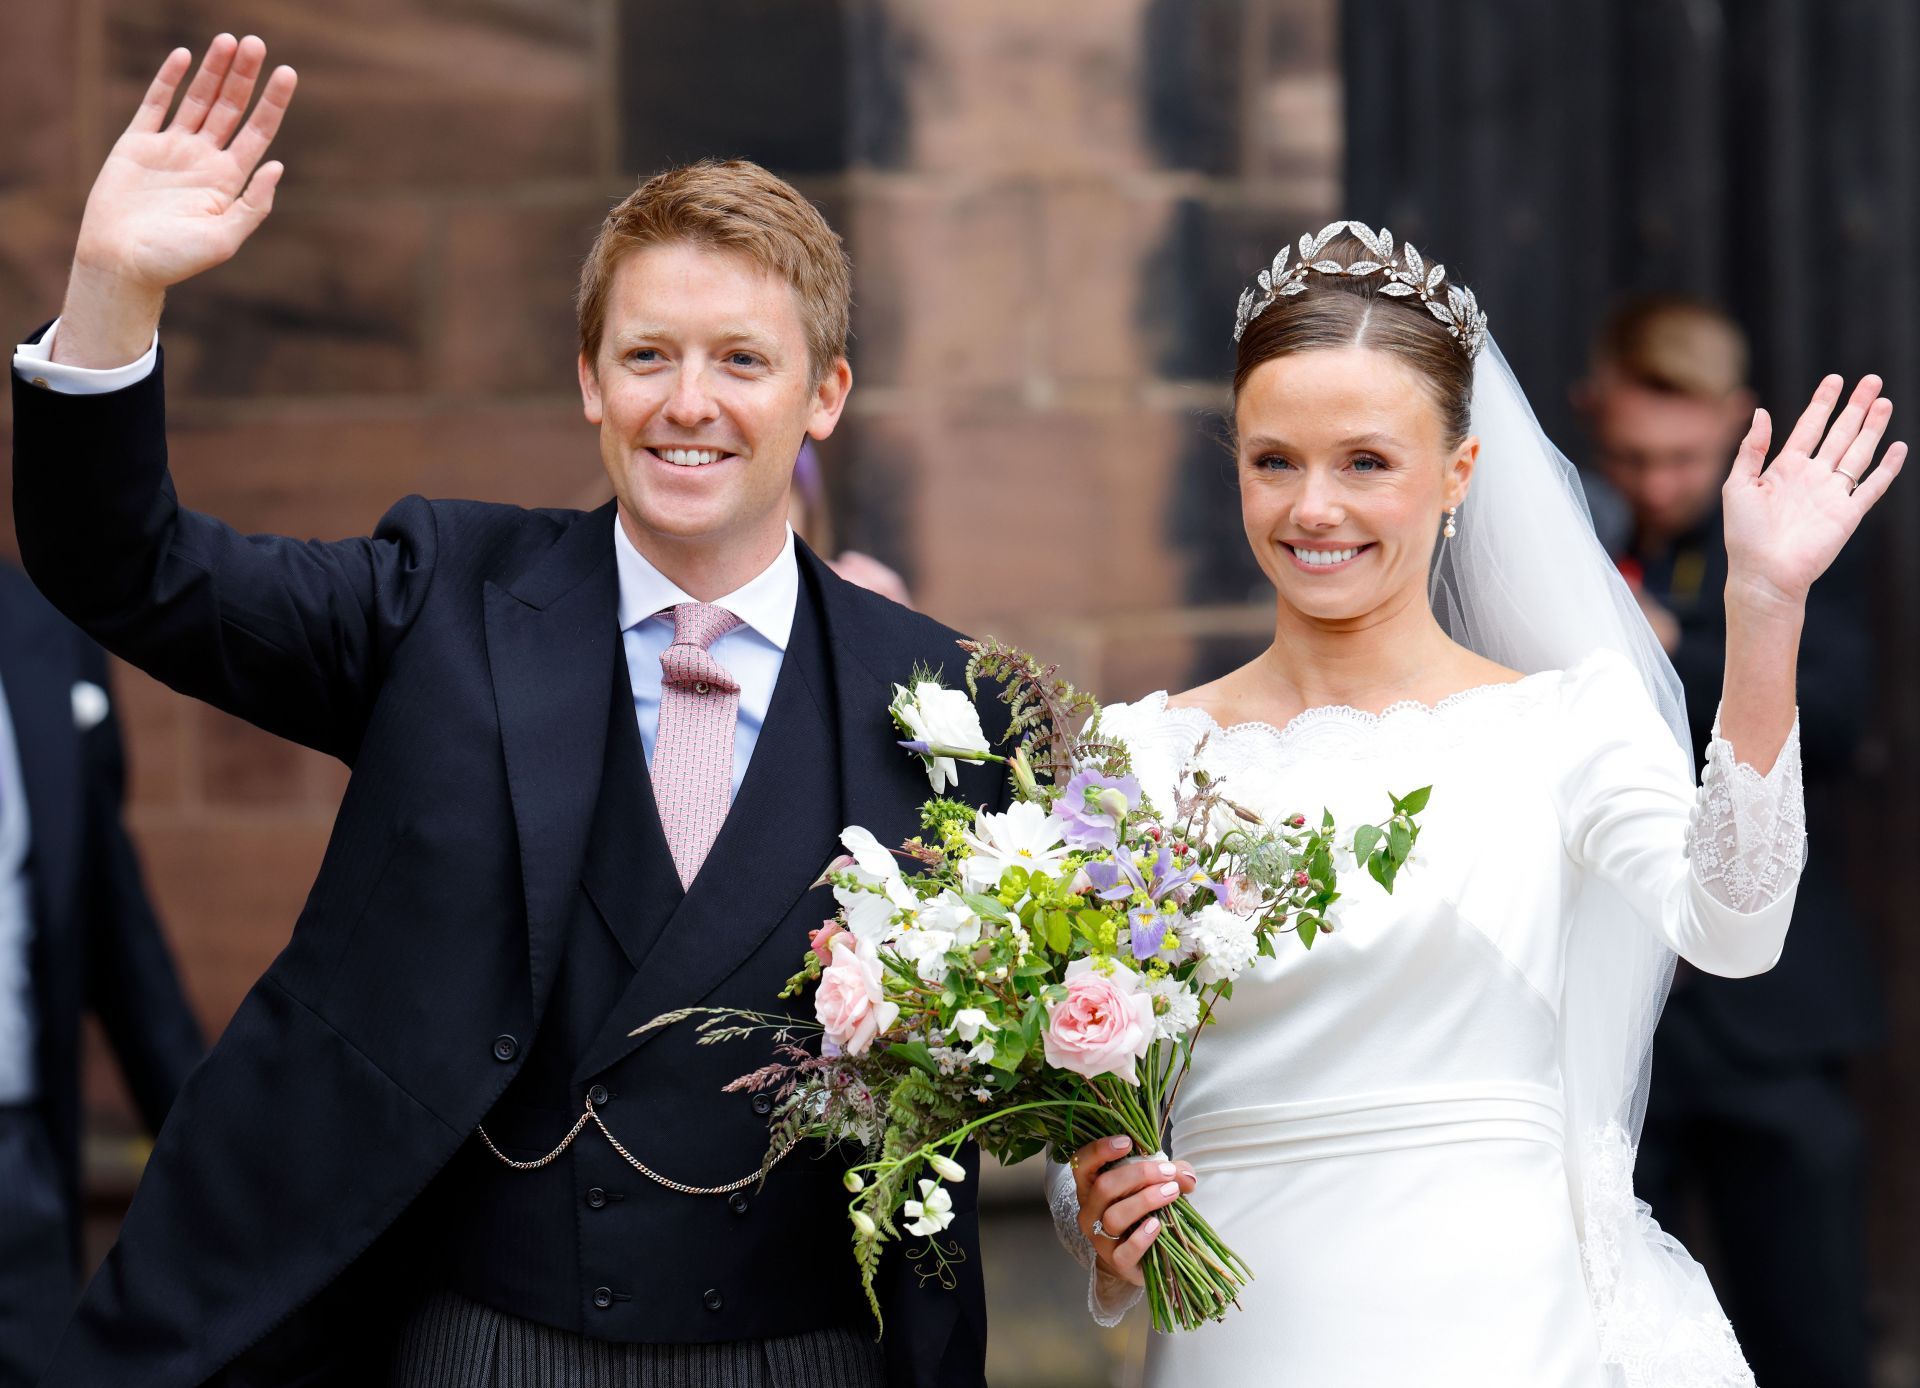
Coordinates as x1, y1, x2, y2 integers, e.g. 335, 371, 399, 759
652, 602, 744, 888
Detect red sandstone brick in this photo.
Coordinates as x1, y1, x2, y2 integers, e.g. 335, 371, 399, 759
101, 1, 601, 189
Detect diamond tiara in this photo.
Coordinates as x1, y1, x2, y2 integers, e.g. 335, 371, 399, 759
1232, 220, 1489, 360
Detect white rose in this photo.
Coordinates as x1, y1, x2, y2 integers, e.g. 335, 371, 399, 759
913, 682, 991, 754
893, 682, 991, 794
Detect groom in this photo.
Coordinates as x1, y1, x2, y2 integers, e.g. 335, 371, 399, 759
11, 36, 1001, 1388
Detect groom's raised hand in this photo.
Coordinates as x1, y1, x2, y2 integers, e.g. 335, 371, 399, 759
54, 35, 297, 369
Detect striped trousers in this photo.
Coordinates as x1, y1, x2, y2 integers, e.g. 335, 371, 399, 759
388, 1290, 887, 1388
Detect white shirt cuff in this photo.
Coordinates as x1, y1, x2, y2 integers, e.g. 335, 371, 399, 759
13, 318, 159, 395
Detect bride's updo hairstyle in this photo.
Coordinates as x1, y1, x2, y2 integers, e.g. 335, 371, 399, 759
1231, 222, 1488, 450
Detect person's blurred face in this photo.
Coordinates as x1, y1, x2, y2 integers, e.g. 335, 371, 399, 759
1585, 370, 1748, 542
1236, 346, 1474, 626
579, 241, 850, 569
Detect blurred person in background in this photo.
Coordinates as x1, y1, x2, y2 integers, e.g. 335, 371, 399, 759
1578, 296, 1881, 1387
0, 562, 202, 1387
789, 440, 913, 607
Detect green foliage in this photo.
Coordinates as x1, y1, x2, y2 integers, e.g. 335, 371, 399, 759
958, 637, 1115, 786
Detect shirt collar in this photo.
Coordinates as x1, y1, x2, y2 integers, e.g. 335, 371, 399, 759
613, 515, 798, 651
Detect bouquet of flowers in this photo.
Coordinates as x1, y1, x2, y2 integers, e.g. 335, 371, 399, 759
637, 641, 1426, 1333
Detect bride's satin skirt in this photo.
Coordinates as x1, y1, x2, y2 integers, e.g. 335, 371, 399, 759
1147, 1086, 1605, 1388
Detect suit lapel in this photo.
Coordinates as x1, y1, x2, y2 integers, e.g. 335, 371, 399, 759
809, 547, 935, 865
575, 562, 843, 1080
483, 503, 621, 1015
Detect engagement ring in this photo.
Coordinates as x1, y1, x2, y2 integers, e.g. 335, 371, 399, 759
1090, 1218, 1122, 1240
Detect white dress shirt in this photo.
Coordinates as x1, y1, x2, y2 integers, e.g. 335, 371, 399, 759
11, 325, 799, 804
14, 318, 159, 395
617, 519, 796, 802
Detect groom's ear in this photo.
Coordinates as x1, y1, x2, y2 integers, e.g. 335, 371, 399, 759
806, 356, 854, 441
579, 350, 604, 426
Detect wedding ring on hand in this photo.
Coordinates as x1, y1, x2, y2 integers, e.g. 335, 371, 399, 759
1836, 468, 1861, 494
1089, 1217, 1123, 1241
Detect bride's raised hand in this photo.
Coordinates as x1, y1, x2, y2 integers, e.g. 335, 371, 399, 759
1723, 374, 1906, 612
77, 36, 297, 290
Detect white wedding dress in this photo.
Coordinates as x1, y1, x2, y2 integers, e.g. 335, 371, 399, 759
1050, 650, 1804, 1387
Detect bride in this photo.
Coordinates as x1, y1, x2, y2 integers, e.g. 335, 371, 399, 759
1049, 223, 1903, 1385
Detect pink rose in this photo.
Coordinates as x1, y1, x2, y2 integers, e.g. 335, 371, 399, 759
815, 935, 899, 1057
809, 919, 846, 966
1043, 959, 1155, 1083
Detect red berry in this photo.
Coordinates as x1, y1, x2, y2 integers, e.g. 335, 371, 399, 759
1146, 826, 1163, 841
1174, 842, 1189, 856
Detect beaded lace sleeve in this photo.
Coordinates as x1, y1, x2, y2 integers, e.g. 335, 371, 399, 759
1685, 710, 1806, 913
1047, 1158, 1144, 1327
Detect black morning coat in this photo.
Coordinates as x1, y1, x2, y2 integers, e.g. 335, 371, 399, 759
0, 562, 202, 1264
12, 330, 1008, 1388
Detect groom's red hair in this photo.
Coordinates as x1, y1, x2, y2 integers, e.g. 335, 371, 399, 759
576, 159, 852, 386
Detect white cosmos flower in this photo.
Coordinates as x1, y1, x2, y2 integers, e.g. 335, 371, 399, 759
834, 825, 919, 945
961, 801, 1070, 892
838, 826, 918, 908
902, 1179, 955, 1237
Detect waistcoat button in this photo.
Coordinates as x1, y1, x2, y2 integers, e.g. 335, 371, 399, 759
593, 1287, 614, 1310
491, 1034, 518, 1063
703, 1288, 724, 1312
588, 1084, 610, 1107
728, 1191, 750, 1216
586, 1187, 608, 1210
750, 1093, 773, 1116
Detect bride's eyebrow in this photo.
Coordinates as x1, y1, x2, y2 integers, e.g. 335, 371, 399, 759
1242, 431, 1403, 452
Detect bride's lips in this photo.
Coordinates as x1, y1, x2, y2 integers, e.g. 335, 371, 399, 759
1284, 542, 1374, 573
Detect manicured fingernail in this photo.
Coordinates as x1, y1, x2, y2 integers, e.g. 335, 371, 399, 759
1159, 1181, 1180, 1197
1111, 1137, 1131, 1152
1143, 1217, 1161, 1235
1158, 1162, 1177, 1176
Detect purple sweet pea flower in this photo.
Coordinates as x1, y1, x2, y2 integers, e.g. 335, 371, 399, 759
1050, 770, 1141, 852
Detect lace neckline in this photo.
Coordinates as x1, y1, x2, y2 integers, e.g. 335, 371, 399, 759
1145, 666, 1565, 748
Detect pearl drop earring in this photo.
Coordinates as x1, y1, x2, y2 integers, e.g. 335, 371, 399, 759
1443, 507, 1458, 539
